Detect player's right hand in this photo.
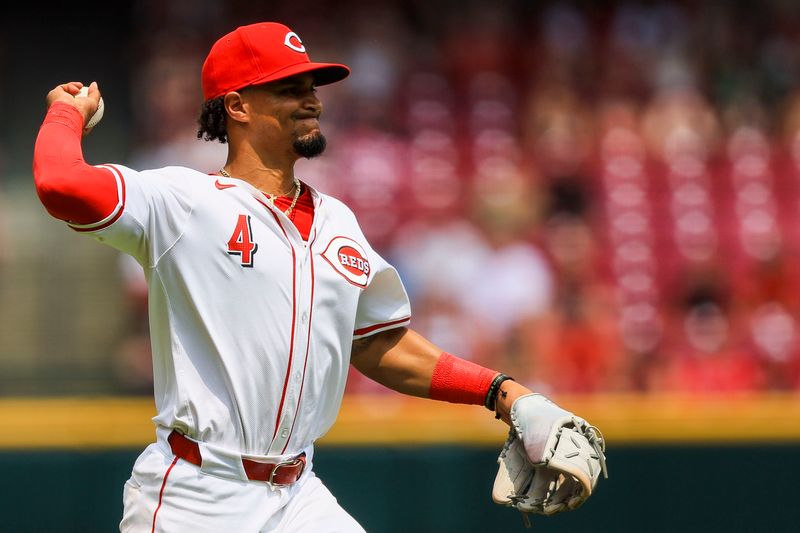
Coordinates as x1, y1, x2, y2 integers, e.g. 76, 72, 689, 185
46, 81, 102, 130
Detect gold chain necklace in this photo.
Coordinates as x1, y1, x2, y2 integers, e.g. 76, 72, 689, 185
219, 168, 302, 218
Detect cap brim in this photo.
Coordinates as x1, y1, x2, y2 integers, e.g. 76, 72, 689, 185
305, 63, 351, 86
206, 62, 351, 100
254, 62, 350, 88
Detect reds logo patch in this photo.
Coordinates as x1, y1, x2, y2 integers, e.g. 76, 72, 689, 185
321, 237, 370, 287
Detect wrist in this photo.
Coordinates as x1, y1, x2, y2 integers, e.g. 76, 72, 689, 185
45, 102, 85, 133
484, 373, 514, 415
495, 381, 533, 425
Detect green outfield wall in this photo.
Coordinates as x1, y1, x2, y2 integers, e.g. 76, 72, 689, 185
1, 394, 797, 532
0, 443, 797, 533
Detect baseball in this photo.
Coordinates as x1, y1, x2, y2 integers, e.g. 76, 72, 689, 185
76, 86, 105, 129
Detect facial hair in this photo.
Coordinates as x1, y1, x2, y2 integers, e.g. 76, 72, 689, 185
293, 131, 327, 159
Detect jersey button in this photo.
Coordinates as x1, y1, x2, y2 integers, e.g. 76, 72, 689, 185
301, 312, 308, 324
281, 428, 289, 438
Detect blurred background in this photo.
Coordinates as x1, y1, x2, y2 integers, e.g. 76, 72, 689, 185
1, 1, 799, 532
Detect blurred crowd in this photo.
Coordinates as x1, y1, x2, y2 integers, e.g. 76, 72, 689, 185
105, 0, 800, 394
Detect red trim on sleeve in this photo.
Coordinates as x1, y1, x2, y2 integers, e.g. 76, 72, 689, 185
428, 352, 499, 405
353, 317, 410, 336
69, 164, 126, 232
33, 102, 121, 224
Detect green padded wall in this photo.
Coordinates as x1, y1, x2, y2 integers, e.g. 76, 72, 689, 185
0, 444, 796, 532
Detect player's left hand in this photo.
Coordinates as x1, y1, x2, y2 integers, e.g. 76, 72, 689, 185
492, 393, 607, 523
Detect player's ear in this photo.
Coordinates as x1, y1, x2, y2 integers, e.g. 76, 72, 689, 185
223, 91, 249, 124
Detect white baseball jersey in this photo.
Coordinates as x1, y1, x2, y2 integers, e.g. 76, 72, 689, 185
70, 164, 411, 458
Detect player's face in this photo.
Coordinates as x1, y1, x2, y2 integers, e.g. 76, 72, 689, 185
242, 73, 326, 159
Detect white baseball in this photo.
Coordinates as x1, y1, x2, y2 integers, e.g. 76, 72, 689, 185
76, 86, 105, 129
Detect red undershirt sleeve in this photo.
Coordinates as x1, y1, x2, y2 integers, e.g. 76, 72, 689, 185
32, 102, 120, 224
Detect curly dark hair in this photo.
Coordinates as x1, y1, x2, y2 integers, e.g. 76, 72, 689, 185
197, 96, 228, 143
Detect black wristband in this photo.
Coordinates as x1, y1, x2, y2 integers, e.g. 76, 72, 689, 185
484, 373, 514, 412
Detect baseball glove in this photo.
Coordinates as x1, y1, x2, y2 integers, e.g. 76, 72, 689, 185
492, 393, 607, 525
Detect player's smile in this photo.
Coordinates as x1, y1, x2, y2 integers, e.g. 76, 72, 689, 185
295, 116, 320, 124
292, 106, 323, 141
294, 114, 321, 129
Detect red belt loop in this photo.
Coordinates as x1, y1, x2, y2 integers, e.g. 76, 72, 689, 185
167, 430, 306, 486
167, 430, 203, 465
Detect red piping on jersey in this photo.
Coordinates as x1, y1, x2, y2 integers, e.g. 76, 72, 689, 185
151, 456, 179, 533
265, 207, 298, 441
70, 164, 127, 232
282, 229, 318, 454
354, 316, 411, 337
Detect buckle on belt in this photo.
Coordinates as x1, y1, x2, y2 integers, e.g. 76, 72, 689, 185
269, 456, 305, 486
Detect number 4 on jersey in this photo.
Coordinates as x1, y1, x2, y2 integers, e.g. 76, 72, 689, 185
227, 214, 258, 267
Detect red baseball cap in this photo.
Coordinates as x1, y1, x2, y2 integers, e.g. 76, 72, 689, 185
201, 22, 350, 101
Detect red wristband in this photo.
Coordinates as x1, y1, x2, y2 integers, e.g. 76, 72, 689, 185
428, 352, 499, 405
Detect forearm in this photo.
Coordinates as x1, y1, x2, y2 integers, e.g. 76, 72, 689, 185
350, 327, 439, 397
350, 327, 533, 425
33, 102, 119, 223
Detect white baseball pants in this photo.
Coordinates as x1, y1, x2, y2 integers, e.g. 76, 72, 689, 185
119, 441, 365, 532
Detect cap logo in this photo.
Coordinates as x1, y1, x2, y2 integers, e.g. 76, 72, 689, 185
321, 236, 370, 287
284, 32, 306, 53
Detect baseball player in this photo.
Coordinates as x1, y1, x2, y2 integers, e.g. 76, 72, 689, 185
33, 22, 606, 532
